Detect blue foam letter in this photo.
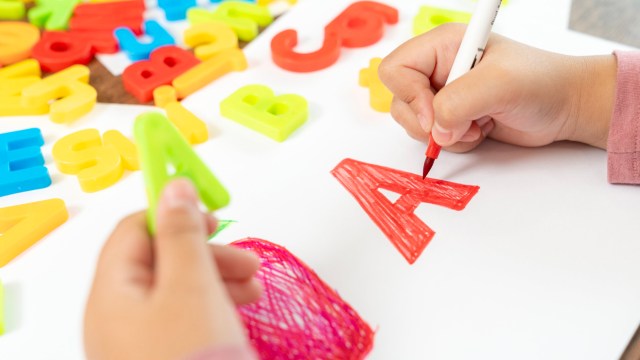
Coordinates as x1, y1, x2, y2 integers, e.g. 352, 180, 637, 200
0, 128, 51, 197
114, 20, 175, 61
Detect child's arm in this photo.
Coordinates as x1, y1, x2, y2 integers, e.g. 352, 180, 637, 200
84, 179, 261, 360
378, 23, 616, 153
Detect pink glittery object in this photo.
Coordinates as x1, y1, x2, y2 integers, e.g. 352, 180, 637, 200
231, 238, 374, 360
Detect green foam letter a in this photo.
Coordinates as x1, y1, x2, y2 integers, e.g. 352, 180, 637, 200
134, 112, 230, 234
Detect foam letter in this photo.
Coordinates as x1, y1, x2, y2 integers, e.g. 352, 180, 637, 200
359, 57, 392, 112
115, 20, 175, 61
325, 1, 398, 48
122, 46, 200, 103
0, 59, 49, 116
28, 0, 79, 30
172, 48, 247, 99
187, 2, 273, 42
271, 1, 397, 72
413, 6, 471, 36
0, 0, 25, 20
21, 65, 96, 123
69, 0, 145, 53
184, 22, 239, 61
103, 130, 140, 170
158, 0, 196, 21
0, 199, 68, 267
0, 128, 51, 197
134, 112, 229, 233
153, 85, 209, 144
256, 0, 297, 5
52, 129, 137, 192
220, 84, 307, 142
164, 103, 209, 145
31, 31, 94, 72
270, 29, 341, 73
0, 22, 40, 66
332, 159, 479, 264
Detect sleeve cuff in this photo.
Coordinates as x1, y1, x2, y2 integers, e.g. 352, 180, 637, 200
607, 51, 640, 184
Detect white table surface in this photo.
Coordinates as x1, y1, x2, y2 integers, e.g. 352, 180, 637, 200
1, 0, 639, 359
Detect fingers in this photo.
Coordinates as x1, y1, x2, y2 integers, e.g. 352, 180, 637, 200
431, 57, 508, 146
380, 24, 468, 126
204, 213, 218, 237
210, 244, 260, 281
379, 62, 435, 125
225, 279, 263, 305
154, 179, 215, 290
94, 211, 153, 294
390, 97, 429, 142
143, 178, 263, 305
208, 244, 262, 304
443, 118, 495, 153
380, 23, 507, 151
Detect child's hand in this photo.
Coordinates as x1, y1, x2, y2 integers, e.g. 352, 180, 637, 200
84, 179, 261, 360
379, 23, 616, 152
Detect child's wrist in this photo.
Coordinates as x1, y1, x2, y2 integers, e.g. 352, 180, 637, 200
565, 55, 617, 149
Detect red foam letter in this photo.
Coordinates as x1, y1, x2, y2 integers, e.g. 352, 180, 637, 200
69, 0, 145, 54
270, 1, 397, 73
326, 1, 398, 48
31, 31, 94, 73
332, 158, 479, 264
270, 29, 341, 73
70, 1, 144, 34
122, 46, 200, 103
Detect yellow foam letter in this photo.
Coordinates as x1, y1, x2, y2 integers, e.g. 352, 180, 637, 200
172, 48, 247, 99
0, 59, 49, 116
0, 199, 68, 267
184, 22, 239, 61
359, 57, 392, 112
153, 85, 209, 145
21, 65, 97, 123
52, 129, 138, 192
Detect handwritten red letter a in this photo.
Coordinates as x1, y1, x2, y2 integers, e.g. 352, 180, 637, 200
332, 159, 479, 264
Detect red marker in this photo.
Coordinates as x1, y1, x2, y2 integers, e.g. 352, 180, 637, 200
422, 133, 441, 179
422, 0, 502, 179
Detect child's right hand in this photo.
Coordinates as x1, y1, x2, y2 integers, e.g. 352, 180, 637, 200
379, 23, 617, 152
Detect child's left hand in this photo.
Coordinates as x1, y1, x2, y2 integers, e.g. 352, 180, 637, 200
84, 179, 262, 360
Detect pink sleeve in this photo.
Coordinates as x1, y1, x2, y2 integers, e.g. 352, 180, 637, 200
607, 51, 640, 184
184, 344, 259, 360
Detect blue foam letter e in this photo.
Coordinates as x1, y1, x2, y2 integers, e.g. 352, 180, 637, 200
0, 128, 51, 197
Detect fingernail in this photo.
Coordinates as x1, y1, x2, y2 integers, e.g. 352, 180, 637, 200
417, 114, 430, 133
432, 123, 452, 144
481, 120, 495, 137
161, 179, 197, 210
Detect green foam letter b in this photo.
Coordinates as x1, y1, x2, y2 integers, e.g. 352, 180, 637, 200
220, 84, 308, 142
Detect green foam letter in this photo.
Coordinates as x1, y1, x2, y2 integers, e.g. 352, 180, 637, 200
134, 112, 230, 234
220, 84, 308, 142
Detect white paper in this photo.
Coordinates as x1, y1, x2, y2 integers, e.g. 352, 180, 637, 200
1, 0, 639, 359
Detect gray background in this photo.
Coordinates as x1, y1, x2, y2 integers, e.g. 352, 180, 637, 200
570, 0, 640, 48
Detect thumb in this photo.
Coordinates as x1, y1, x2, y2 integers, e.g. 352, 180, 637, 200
431, 65, 504, 147
154, 178, 215, 290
